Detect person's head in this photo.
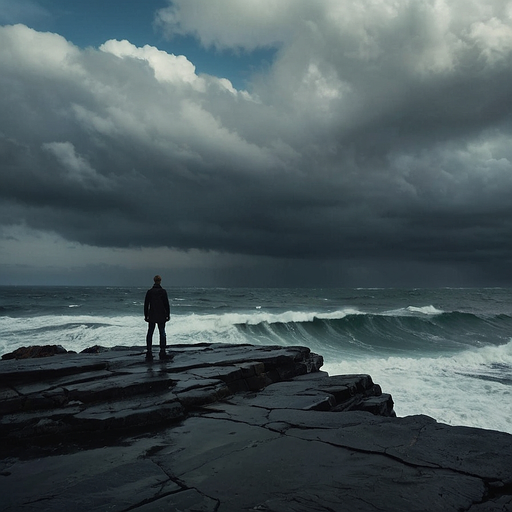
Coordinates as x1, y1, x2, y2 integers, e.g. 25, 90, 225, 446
153, 275, 162, 284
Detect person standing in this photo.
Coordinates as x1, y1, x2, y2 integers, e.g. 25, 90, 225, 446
144, 275, 171, 361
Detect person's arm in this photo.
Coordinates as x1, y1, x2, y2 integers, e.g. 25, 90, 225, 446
144, 291, 150, 321
163, 290, 170, 321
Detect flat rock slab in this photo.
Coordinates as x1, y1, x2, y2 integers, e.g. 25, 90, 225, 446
0, 344, 325, 439
152, 416, 486, 512
1, 343, 511, 511
1, 440, 180, 512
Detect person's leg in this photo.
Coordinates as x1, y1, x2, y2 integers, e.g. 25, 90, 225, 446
157, 322, 173, 360
157, 322, 167, 351
146, 322, 156, 358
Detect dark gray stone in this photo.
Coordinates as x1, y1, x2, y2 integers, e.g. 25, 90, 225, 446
1, 345, 68, 360
150, 416, 485, 512
1, 343, 511, 511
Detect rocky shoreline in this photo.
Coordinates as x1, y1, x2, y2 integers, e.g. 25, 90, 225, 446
1, 343, 511, 511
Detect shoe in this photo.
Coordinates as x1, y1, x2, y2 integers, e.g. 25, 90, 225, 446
159, 351, 174, 361
145, 351, 153, 361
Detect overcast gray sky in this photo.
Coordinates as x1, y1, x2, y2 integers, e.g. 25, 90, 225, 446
1, 0, 512, 287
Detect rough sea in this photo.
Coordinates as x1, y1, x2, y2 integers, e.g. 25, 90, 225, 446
1, 286, 511, 434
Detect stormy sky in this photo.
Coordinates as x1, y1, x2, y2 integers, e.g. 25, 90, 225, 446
1, 0, 512, 287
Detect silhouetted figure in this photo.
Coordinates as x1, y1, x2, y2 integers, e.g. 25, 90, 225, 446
144, 275, 171, 361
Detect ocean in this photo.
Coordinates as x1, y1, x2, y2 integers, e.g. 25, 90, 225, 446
1, 286, 511, 434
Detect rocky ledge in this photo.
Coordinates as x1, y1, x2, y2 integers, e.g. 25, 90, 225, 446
0, 344, 511, 512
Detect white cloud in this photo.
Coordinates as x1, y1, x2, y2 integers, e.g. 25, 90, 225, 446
157, 0, 512, 76
0, 23, 82, 76
100, 39, 204, 88
155, 0, 299, 50
469, 16, 512, 64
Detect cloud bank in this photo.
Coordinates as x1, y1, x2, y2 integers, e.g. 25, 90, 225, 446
1, 0, 512, 285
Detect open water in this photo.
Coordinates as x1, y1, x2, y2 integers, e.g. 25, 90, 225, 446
1, 286, 511, 434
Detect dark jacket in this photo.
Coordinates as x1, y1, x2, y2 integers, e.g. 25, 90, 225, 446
144, 284, 170, 323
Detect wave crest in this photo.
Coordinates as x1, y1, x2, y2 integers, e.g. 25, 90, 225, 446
234, 309, 512, 353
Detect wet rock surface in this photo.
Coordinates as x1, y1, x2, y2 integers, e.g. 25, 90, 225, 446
0, 343, 511, 511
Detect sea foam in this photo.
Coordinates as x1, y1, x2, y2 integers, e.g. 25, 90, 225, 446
323, 339, 512, 434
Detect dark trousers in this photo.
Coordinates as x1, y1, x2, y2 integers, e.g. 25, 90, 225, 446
146, 322, 167, 351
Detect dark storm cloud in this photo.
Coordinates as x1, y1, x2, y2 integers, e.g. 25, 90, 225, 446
2, 0, 512, 285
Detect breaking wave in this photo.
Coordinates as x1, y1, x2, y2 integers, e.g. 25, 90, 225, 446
234, 308, 512, 355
